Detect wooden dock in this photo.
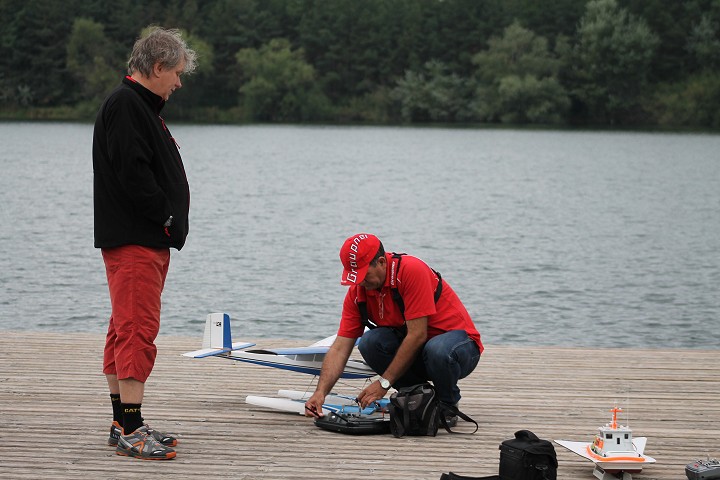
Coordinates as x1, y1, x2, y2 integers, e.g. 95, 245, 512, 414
0, 331, 717, 479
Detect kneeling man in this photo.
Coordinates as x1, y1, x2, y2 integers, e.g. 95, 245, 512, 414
305, 233, 483, 421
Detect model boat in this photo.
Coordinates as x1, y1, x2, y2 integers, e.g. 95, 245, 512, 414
555, 406, 655, 480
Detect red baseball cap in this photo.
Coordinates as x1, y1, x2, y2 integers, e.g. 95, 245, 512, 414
339, 233, 381, 286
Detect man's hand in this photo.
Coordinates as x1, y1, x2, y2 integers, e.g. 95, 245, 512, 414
304, 335, 356, 417
304, 392, 325, 418
355, 380, 388, 408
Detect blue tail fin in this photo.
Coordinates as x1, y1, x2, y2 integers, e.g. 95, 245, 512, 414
183, 312, 255, 358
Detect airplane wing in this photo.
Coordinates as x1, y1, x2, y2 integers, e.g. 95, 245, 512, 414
247, 346, 330, 355
182, 313, 376, 379
184, 342, 256, 358
309, 334, 337, 347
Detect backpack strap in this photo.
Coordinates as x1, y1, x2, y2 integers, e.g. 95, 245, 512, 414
358, 253, 443, 331
389, 253, 406, 315
357, 300, 378, 330
438, 403, 479, 435
389, 253, 443, 313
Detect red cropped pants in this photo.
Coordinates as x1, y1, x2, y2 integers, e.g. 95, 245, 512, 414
102, 245, 170, 383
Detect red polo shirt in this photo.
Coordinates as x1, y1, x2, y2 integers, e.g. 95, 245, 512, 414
338, 253, 483, 353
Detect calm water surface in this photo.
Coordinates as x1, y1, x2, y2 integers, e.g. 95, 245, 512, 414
0, 122, 718, 349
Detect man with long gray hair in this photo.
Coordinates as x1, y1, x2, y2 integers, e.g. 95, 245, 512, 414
93, 27, 196, 460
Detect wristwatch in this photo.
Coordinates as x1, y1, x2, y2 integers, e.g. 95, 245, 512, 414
379, 377, 391, 390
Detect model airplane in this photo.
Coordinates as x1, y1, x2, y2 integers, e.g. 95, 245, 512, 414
183, 312, 374, 378
555, 406, 656, 480
183, 312, 380, 415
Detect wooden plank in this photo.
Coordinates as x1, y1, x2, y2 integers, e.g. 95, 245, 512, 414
0, 331, 717, 479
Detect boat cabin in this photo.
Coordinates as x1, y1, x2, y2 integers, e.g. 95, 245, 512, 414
590, 407, 640, 457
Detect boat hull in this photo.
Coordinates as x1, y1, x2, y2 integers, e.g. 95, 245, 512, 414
555, 439, 656, 472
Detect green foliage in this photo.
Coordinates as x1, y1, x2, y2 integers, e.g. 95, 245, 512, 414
236, 38, 329, 121
66, 18, 118, 104
3, 0, 79, 107
0, 0, 718, 126
392, 60, 475, 123
332, 87, 396, 123
480, 75, 570, 124
618, 0, 720, 81
686, 14, 720, 71
569, 0, 660, 124
503, 0, 588, 40
474, 21, 562, 80
471, 21, 569, 124
650, 72, 720, 127
183, 32, 214, 77
296, 0, 401, 100
190, 0, 288, 110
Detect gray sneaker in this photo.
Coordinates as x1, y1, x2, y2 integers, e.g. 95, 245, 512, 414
144, 424, 178, 447
116, 425, 176, 460
109, 421, 178, 447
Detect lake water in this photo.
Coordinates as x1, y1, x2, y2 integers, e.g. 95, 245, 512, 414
0, 122, 718, 349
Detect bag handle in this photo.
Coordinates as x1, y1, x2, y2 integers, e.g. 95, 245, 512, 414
514, 429, 540, 441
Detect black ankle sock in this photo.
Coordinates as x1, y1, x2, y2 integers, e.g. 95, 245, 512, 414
122, 403, 143, 434
110, 394, 122, 425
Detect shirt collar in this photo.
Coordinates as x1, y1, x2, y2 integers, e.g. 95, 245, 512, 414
123, 75, 165, 114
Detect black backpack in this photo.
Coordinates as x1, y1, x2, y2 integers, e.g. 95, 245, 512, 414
389, 383, 478, 437
389, 383, 440, 437
440, 429, 558, 480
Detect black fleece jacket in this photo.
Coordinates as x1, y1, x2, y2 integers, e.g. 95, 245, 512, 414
93, 76, 190, 250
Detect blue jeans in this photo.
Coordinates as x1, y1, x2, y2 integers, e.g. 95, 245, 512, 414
358, 328, 481, 405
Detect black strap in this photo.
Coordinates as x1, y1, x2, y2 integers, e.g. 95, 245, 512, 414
440, 473, 500, 480
389, 253, 442, 314
438, 403, 479, 435
357, 301, 377, 330
358, 253, 442, 330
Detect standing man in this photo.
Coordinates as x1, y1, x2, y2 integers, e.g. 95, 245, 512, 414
93, 27, 196, 460
305, 233, 483, 424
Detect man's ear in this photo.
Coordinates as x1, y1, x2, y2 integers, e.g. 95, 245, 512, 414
152, 63, 163, 77
377, 255, 387, 267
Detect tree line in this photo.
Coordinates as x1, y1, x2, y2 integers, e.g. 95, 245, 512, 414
1, 0, 719, 127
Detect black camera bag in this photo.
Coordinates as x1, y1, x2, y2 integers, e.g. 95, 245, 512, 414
439, 429, 557, 480
498, 430, 557, 480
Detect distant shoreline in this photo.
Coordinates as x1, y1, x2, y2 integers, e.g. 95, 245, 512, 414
1, 113, 718, 134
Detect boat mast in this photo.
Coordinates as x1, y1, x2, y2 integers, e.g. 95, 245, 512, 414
610, 406, 622, 429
